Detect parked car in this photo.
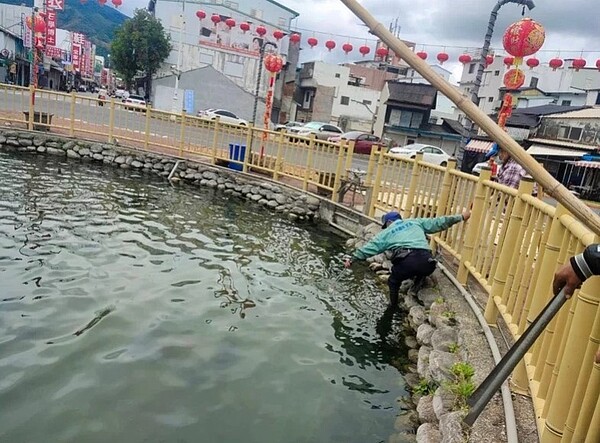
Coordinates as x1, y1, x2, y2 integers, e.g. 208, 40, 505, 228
198, 109, 248, 126
275, 121, 304, 132
123, 94, 147, 111
97, 89, 108, 106
288, 121, 343, 140
388, 143, 451, 166
114, 88, 129, 100
327, 131, 384, 154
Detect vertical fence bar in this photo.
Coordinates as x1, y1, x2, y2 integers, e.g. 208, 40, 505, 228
179, 111, 186, 157
403, 152, 423, 219
211, 118, 220, 165
457, 168, 491, 285
572, 345, 600, 443
367, 148, 385, 218
345, 140, 355, 178
272, 130, 284, 180
243, 123, 253, 173
69, 91, 76, 136
331, 140, 346, 202
302, 134, 316, 192
108, 98, 115, 143
144, 106, 151, 150
435, 159, 456, 217
27, 86, 35, 131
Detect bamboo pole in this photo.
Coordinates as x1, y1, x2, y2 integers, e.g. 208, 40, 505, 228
338, 0, 600, 236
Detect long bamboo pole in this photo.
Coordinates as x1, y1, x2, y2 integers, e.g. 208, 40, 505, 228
339, 0, 600, 235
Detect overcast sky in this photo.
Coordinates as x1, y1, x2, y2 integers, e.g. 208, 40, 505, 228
122, 0, 600, 83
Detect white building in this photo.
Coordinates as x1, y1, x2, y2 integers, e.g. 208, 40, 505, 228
296, 60, 381, 132
457, 54, 600, 121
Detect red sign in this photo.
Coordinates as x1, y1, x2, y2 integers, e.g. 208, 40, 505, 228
45, 46, 65, 59
47, 0, 64, 11
72, 43, 81, 71
46, 9, 56, 47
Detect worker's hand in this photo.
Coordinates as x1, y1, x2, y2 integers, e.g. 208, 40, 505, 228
344, 258, 353, 269
462, 210, 471, 222
552, 261, 583, 298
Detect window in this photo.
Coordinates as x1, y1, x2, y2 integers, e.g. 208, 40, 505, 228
390, 109, 423, 128
363, 100, 372, 105
529, 77, 539, 88
323, 125, 341, 133
250, 8, 263, 19
407, 139, 415, 145
558, 125, 583, 141
468, 63, 476, 74
569, 127, 583, 141
494, 70, 500, 76
561, 100, 572, 106
488, 97, 494, 102
340, 96, 349, 105
335, 73, 340, 78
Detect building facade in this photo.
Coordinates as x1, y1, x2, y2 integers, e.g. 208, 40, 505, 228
153, 0, 299, 121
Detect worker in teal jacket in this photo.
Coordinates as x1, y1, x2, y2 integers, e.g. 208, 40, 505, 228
345, 209, 471, 307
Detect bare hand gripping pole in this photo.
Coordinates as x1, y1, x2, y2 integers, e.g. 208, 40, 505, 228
338, 0, 600, 236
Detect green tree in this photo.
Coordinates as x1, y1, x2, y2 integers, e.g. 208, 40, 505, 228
110, 9, 171, 91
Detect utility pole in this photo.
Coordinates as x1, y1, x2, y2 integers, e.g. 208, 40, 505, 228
171, 0, 185, 114
251, 41, 277, 125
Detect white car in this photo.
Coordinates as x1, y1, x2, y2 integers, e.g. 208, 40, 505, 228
198, 109, 248, 126
388, 143, 451, 166
123, 94, 147, 111
288, 121, 343, 140
114, 88, 129, 100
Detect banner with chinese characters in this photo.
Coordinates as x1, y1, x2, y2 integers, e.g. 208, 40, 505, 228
21, 13, 32, 48
45, 46, 65, 59
47, 0, 64, 11
72, 44, 81, 71
46, 8, 56, 47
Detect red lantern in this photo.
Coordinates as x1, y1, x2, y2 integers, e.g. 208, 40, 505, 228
289, 33, 301, 44
98, 0, 106, 5
503, 68, 526, 90
458, 54, 472, 65
307, 37, 318, 48
504, 56, 514, 68
526, 57, 539, 69
485, 55, 495, 67
436, 52, 448, 64
342, 43, 353, 54
325, 40, 336, 51
416, 51, 428, 60
549, 58, 563, 71
240, 22, 250, 33
273, 30, 285, 41
225, 18, 236, 29
196, 10, 206, 20
596, 59, 600, 71
376, 47, 389, 58
25, 15, 46, 33
502, 18, 546, 65
572, 58, 587, 71
264, 54, 284, 73
211, 14, 221, 25
111, 0, 122, 7
359, 45, 370, 57
256, 25, 267, 37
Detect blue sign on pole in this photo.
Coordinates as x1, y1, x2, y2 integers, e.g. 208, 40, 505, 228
184, 89, 194, 114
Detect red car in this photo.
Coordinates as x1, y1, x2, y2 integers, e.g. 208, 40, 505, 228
328, 131, 384, 154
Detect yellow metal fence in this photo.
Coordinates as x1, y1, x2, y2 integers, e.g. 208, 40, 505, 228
1, 85, 598, 441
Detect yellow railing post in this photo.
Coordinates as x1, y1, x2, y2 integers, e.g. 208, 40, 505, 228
456, 167, 492, 285
108, 97, 115, 143
564, 310, 600, 442
331, 140, 346, 202
368, 147, 385, 218
179, 111, 186, 157
69, 91, 76, 136
211, 117, 220, 165
272, 130, 284, 180
243, 123, 253, 173
434, 158, 457, 217
27, 85, 35, 131
345, 140, 355, 180
543, 277, 600, 443
484, 177, 534, 323
144, 105, 151, 150
302, 134, 316, 192
402, 152, 423, 219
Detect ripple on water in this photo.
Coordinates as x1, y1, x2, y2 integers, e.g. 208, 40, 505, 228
0, 151, 411, 443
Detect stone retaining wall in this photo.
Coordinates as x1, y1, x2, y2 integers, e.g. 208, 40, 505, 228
0, 130, 322, 222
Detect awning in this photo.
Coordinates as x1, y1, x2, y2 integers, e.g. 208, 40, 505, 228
568, 161, 600, 169
465, 140, 494, 153
527, 144, 588, 158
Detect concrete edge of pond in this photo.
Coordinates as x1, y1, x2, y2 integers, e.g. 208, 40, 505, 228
0, 128, 523, 443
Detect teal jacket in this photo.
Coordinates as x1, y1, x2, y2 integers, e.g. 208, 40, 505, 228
352, 215, 464, 261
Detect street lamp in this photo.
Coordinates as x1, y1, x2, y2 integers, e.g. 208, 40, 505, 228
171, 0, 186, 114
350, 98, 377, 134
252, 41, 278, 125
461, 0, 535, 159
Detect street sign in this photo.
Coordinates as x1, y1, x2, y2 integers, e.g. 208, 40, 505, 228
47, 0, 64, 10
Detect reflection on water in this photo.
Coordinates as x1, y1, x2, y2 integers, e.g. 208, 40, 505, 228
0, 152, 412, 443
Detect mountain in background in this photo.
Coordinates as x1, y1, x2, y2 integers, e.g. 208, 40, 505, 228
1, 0, 130, 57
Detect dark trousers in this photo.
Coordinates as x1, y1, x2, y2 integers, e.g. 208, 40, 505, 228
388, 249, 436, 307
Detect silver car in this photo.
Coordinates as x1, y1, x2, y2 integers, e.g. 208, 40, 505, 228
289, 122, 343, 140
